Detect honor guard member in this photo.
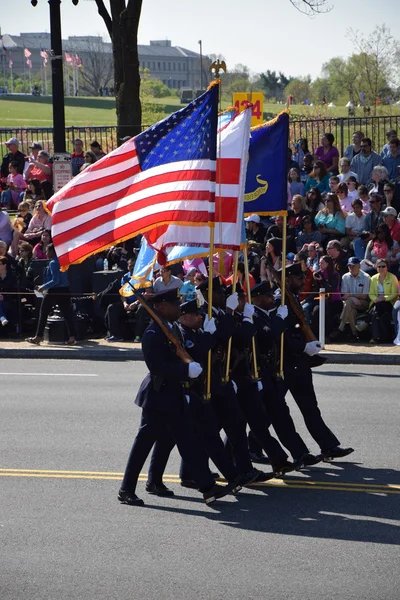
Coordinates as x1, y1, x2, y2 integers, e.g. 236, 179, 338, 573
196, 277, 268, 484
251, 281, 322, 468
276, 263, 354, 461
118, 288, 233, 506
146, 298, 244, 492
227, 284, 296, 477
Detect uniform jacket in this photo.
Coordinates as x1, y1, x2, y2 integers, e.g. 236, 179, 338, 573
253, 306, 287, 377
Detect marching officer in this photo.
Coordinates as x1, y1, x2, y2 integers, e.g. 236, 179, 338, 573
276, 263, 354, 461
118, 288, 233, 507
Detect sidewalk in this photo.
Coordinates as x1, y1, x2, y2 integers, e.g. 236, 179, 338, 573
0, 336, 399, 364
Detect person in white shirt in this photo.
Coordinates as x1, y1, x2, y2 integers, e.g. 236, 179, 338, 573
342, 199, 368, 249
338, 158, 358, 183
336, 182, 353, 214
329, 257, 371, 341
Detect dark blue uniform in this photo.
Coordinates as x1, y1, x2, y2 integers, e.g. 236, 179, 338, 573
121, 320, 216, 494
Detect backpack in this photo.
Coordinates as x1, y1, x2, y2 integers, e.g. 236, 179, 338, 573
369, 303, 393, 343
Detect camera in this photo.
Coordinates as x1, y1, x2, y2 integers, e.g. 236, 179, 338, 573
360, 231, 370, 240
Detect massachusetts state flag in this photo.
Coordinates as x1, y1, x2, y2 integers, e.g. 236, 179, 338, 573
47, 84, 219, 270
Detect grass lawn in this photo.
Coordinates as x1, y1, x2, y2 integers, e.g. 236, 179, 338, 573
1, 94, 399, 128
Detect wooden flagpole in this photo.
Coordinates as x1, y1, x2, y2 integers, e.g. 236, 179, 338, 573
224, 250, 239, 382
243, 244, 259, 380
279, 215, 287, 377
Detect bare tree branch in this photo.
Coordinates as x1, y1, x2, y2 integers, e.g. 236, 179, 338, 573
93, 0, 113, 38
289, 0, 332, 16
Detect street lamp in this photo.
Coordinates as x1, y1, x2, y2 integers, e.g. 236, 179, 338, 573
198, 40, 203, 91
31, 0, 79, 152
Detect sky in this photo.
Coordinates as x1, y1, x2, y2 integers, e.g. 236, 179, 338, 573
1, 0, 400, 80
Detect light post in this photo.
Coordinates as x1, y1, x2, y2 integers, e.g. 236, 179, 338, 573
198, 39, 203, 91
30, 0, 79, 152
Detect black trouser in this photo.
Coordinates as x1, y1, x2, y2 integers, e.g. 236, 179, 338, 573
178, 397, 239, 483
284, 363, 340, 453
311, 300, 343, 338
134, 305, 150, 338
105, 301, 126, 338
236, 381, 288, 470
211, 382, 253, 475
36, 286, 76, 338
121, 407, 215, 493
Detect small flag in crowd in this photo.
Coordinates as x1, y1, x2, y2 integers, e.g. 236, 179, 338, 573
46, 84, 219, 270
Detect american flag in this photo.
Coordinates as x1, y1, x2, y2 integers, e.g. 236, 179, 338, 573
47, 84, 219, 270
40, 48, 48, 66
145, 105, 252, 254
65, 53, 73, 64
24, 48, 31, 58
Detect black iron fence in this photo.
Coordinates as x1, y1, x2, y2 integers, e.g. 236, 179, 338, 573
1, 115, 400, 159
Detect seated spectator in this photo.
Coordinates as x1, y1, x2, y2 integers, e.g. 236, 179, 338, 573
106, 245, 128, 271
80, 151, 97, 172
336, 182, 353, 214
90, 140, 106, 160
260, 237, 282, 282
383, 182, 398, 211
310, 254, 343, 338
350, 137, 382, 186
71, 139, 85, 176
381, 206, 400, 244
244, 214, 267, 245
105, 259, 138, 342
369, 165, 389, 196
12, 200, 52, 251
381, 129, 397, 159
305, 187, 324, 217
1, 161, 27, 209
24, 150, 52, 184
368, 259, 399, 342
23, 142, 42, 179
287, 148, 299, 173
180, 267, 197, 301
0, 209, 13, 245
40, 180, 53, 201
346, 176, 360, 202
361, 224, 396, 275
153, 265, 183, 294
358, 185, 371, 212
292, 138, 310, 169
194, 272, 206, 287
21, 178, 45, 210
329, 257, 371, 342
338, 157, 358, 183
314, 193, 346, 244
300, 153, 314, 183
305, 241, 321, 271
328, 175, 340, 195
296, 214, 322, 250
225, 261, 255, 297
353, 193, 385, 259
382, 137, 400, 180
305, 160, 330, 194
0, 138, 26, 180
266, 215, 297, 254
26, 243, 76, 345
288, 194, 310, 231
342, 199, 368, 249
326, 239, 349, 276
288, 168, 304, 197
33, 229, 52, 259
293, 251, 315, 323
16, 242, 35, 290
314, 133, 339, 174
343, 131, 364, 162
0, 256, 17, 328
10, 201, 33, 256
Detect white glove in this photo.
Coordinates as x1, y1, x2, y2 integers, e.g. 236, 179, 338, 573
243, 303, 255, 320
188, 362, 203, 379
226, 292, 239, 311
276, 305, 288, 320
257, 381, 263, 392
231, 380, 238, 393
203, 316, 217, 335
304, 341, 321, 356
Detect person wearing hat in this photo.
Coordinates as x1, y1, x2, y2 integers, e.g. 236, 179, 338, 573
276, 263, 354, 461
249, 281, 322, 469
244, 214, 267, 245
24, 150, 52, 185
329, 257, 371, 342
1, 138, 26, 180
118, 288, 232, 506
381, 206, 400, 243
180, 267, 197, 302
90, 140, 106, 160
196, 276, 268, 484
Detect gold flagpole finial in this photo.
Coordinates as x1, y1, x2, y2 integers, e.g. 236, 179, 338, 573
210, 60, 226, 78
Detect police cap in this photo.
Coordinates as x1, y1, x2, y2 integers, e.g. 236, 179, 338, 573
196, 276, 225, 293
282, 263, 305, 278
152, 288, 181, 305
251, 281, 275, 297
180, 298, 202, 314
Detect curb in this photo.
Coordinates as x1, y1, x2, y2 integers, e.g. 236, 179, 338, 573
0, 347, 399, 365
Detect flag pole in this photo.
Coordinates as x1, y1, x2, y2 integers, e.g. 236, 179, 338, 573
206, 59, 226, 400
279, 215, 287, 377
224, 250, 239, 382
244, 243, 259, 380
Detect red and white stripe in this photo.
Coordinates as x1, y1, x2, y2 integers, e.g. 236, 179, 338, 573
146, 106, 252, 252
47, 138, 216, 269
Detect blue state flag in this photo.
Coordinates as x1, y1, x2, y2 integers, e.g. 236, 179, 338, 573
244, 111, 289, 216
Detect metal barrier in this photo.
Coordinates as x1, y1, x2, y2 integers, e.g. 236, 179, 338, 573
1, 114, 400, 158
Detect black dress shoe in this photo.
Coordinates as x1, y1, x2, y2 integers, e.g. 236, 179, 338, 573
273, 460, 296, 477
203, 483, 230, 505
145, 483, 174, 497
235, 467, 260, 488
249, 451, 271, 464
323, 446, 354, 461
252, 469, 275, 483
295, 453, 323, 469
118, 489, 144, 506
180, 479, 199, 489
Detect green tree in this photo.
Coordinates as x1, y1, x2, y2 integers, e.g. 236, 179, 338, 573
285, 76, 311, 103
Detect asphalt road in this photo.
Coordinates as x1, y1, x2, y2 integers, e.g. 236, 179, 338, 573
1, 359, 399, 600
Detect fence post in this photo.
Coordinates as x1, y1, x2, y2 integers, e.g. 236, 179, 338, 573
319, 288, 326, 349
339, 118, 344, 156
